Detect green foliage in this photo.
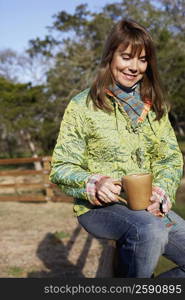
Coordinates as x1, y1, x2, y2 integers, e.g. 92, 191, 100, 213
1, 0, 185, 157
172, 203, 185, 219
0, 77, 59, 156
154, 256, 177, 277
54, 231, 70, 239
27, 0, 185, 129
8, 266, 24, 277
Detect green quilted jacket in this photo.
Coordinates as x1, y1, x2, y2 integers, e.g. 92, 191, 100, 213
50, 89, 184, 217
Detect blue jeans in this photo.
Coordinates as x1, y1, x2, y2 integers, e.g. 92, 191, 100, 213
77, 203, 185, 278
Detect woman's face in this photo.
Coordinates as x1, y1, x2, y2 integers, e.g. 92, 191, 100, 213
110, 44, 148, 87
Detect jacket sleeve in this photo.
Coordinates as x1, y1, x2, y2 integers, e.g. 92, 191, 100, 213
150, 111, 184, 203
49, 100, 92, 200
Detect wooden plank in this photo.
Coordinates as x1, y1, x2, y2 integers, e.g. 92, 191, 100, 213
0, 195, 47, 202
0, 195, 73, 202
0, 169, 48, 176
96, 240, 117, 278
51, 195, 73, 203
0, 182, 57, 188
0, 183, 46, 189
0, 156, 51, 165
43, 160, 54, 200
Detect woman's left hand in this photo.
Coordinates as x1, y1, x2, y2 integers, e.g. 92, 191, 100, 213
147, 186, 172, 217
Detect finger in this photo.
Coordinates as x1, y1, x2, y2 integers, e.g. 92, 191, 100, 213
150, 192, 160, 202
97, 178, 121, 195
147, 202, 160, 212
148, 201, 159, 208
101, 186, 119, 201
113, 185, 121, 194
105, 183, 120, 195
98, 189, 118, 203
151, 210, 162, 217
97, 191, 113, 203
147, 205, 159, 210
105, 188, 119, 202
94, 200, 103, 206
162, 200, 172, 213
147, 206, 161, 215
89, 198, 103, 206
96, 183, 112, 202
154, 210, 163, 217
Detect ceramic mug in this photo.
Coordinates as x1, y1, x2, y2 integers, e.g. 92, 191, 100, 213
114, 173, 153, 210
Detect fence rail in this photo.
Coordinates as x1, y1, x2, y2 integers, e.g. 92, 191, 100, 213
0, 157, 48, 164
0, 156, 73, 203
0, 152, 185, 203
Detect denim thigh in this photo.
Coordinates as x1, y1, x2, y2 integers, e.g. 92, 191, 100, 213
77, 203, 168, 242
163, 210, 185, 265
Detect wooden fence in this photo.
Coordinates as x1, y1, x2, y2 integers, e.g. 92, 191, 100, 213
0, 152, 184, 203
0, 156, 73, 203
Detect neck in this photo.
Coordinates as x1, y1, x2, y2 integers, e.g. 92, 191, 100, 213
116, 81, 139, 93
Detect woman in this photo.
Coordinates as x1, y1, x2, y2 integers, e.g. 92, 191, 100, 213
50, 19, 185, 278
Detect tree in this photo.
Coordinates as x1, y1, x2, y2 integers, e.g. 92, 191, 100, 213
1, 0, 184, 161
0, 77, 58, 161
18, 1, 185, 138
0, 49, 52, 85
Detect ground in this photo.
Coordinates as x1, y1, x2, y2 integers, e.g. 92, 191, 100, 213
0, 201, 108, 278
0, 178, 185, 278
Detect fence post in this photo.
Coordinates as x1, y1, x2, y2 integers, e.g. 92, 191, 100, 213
42, 157, 54, 201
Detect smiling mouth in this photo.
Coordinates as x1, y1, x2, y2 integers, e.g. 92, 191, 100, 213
123, 72, 137, 78
123, 73, 137, 77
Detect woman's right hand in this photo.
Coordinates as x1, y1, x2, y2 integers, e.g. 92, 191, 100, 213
95, 177, 121, 205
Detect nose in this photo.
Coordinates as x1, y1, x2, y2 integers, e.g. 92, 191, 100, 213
128, 58, 138, 73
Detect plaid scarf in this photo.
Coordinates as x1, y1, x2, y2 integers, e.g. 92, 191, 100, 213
106, 82, 152, 124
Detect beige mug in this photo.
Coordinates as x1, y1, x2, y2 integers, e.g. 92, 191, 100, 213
114, 173, 153, 210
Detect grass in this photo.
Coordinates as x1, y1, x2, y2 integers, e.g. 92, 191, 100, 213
154, 257, 177, 277
172, 204, 185, 219
53, 231, 71, 240
154, 203, 185, 277
8, 266, 24, 277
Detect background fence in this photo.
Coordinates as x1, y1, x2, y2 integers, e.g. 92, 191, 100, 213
0, 153, 184, 203
0, 156, 73, 203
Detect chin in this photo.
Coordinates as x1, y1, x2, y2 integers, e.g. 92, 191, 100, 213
120, 80, 137, 87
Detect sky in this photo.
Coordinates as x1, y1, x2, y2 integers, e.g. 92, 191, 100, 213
0, 0, 115, 53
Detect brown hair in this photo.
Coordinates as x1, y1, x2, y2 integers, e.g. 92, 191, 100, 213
88, 19, 167, 120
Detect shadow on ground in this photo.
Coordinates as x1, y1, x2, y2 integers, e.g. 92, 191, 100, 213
28, 224, 108, 278
28, 200, 185, 278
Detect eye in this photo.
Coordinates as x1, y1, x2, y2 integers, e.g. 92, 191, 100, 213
121, 55, 130, 60
140, 57, 147, 63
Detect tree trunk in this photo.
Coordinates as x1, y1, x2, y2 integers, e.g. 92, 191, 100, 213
20, 130, 42, 170
177, 125, 185, 136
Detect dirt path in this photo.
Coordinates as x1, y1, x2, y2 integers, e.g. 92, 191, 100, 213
0, 178, 184, 278
0, 201, 107, 278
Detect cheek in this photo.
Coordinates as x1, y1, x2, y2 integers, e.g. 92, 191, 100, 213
110, 63, 120, 79
111, 57, 127, 73
116, 58, 128, 70
141, 63, 148, 73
